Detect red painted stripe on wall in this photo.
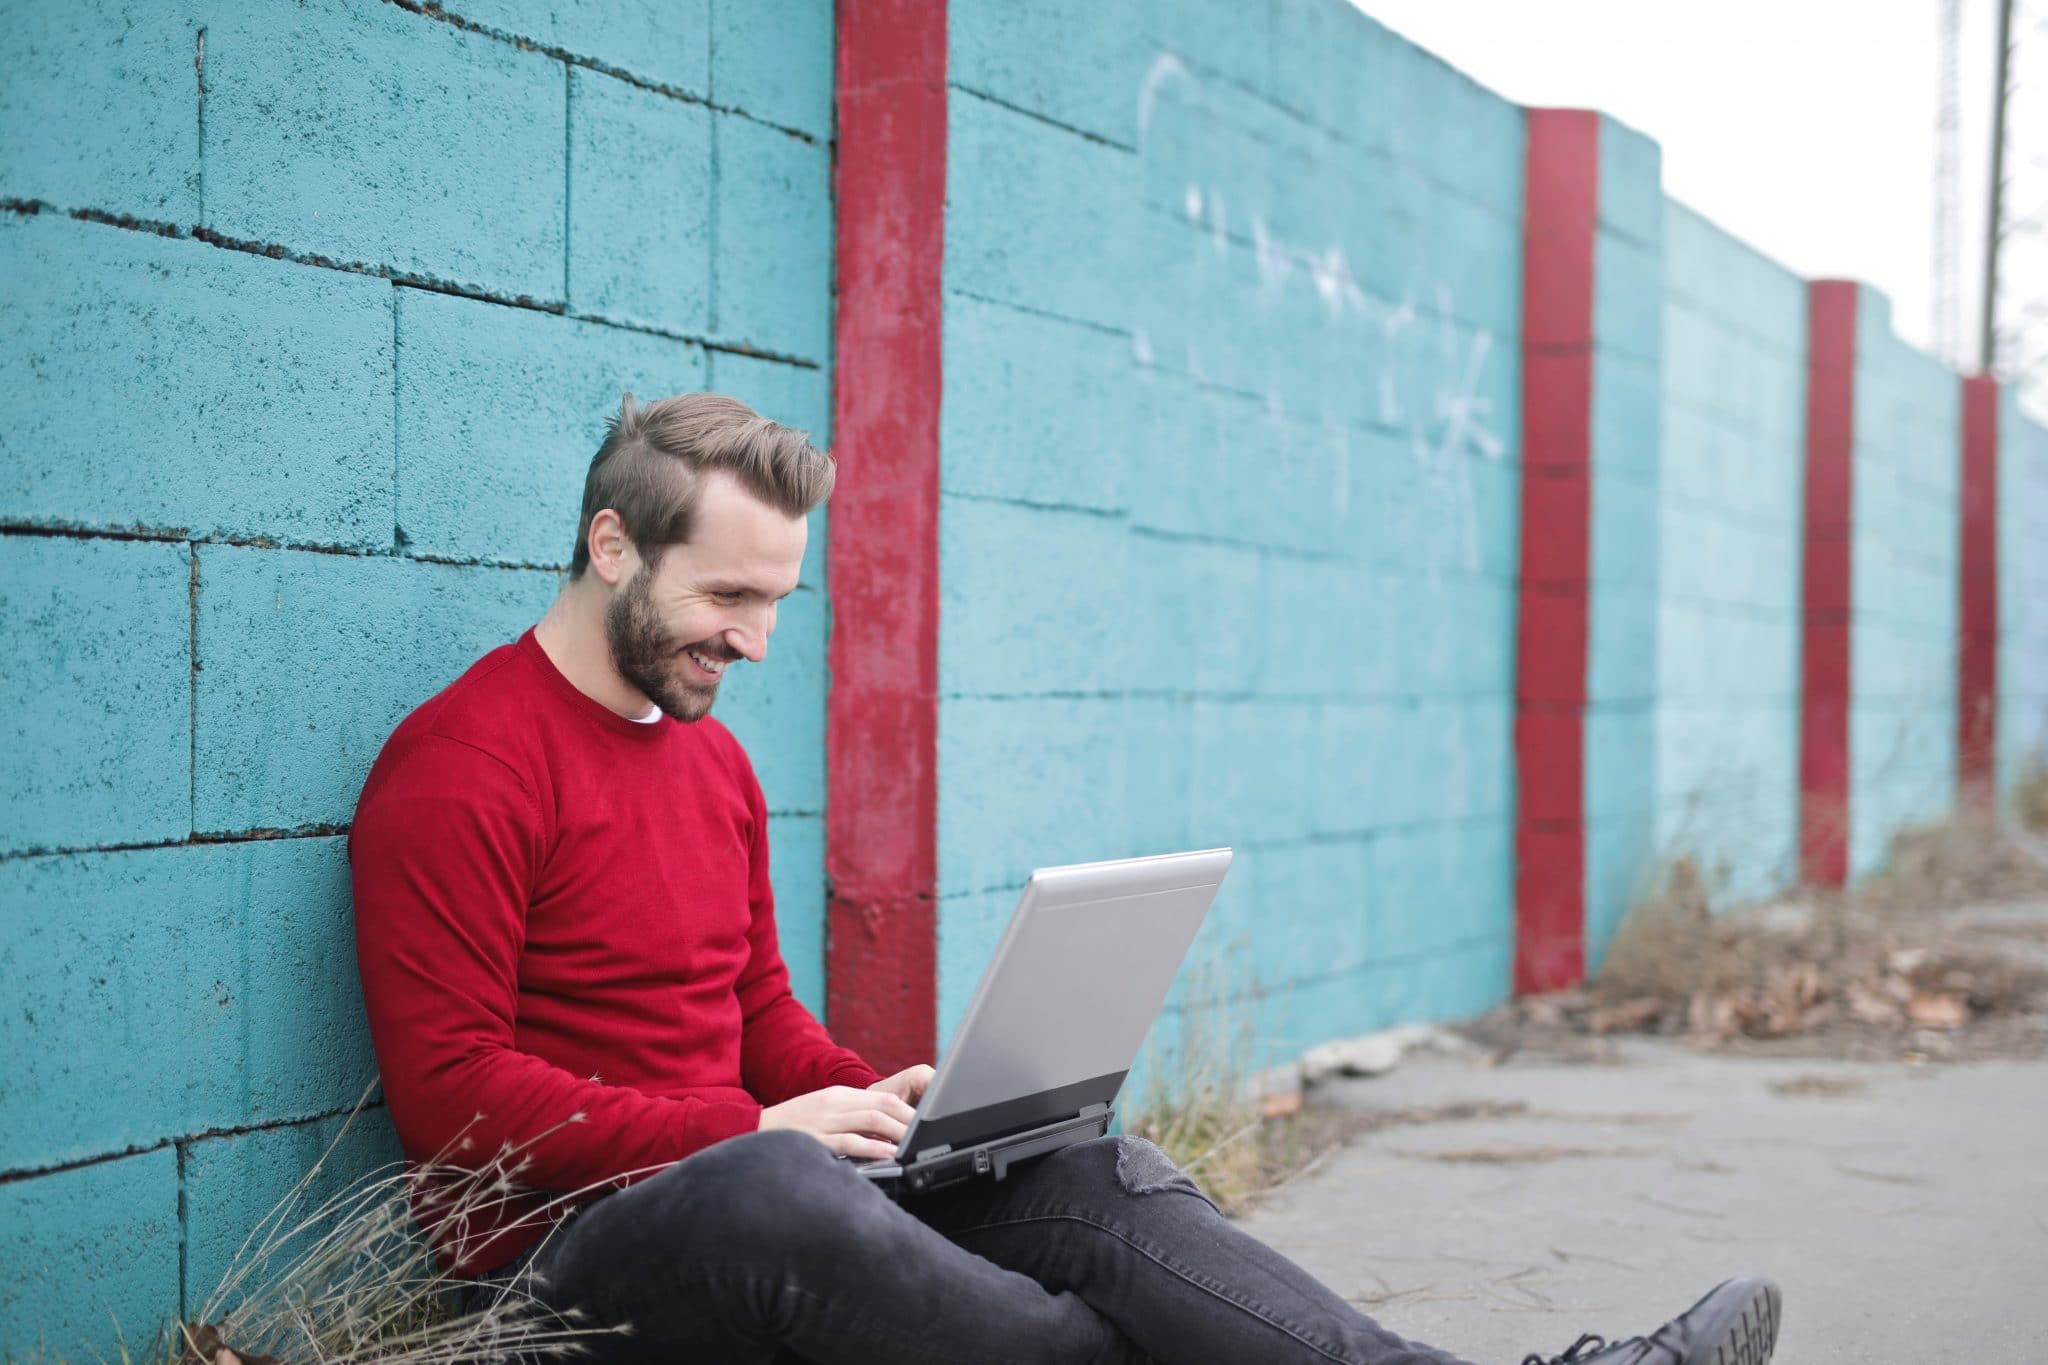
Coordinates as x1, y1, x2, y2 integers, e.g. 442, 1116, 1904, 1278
1958, 375, 2001, 813
1515, 109, 1599, 995
826, 0, 946, 1072
1800, 281, 1859, 887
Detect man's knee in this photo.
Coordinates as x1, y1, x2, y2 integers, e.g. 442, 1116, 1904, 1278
628, 1129, 854, 1242
1034, 1134, 1216, 1206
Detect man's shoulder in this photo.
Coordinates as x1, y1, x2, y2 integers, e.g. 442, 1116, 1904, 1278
367, 639, 542, 791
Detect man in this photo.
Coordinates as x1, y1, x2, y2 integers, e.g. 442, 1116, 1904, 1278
350, 392, 1783, 1365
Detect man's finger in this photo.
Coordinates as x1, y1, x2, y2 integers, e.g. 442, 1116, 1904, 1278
832, 1131, 899, 1160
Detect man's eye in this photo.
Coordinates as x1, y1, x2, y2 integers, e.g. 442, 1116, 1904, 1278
713, 592, 743, 605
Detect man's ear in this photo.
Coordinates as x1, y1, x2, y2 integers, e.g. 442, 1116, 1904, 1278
587, 509, 634, 587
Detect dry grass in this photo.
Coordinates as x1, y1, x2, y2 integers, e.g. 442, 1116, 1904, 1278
17, 1088, 659, 1365
1122, 972, 1357, 1217
1463, 813, 2048, 1061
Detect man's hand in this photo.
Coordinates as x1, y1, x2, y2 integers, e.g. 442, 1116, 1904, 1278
758, 1085, 916, 1160
867, 1064, 935, 1107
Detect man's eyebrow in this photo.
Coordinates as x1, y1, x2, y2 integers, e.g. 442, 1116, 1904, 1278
700, 581, 797, 600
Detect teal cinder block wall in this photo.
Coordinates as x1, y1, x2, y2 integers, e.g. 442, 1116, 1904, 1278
1848, 289, 1961, 878
7, 0, 2040, 1355
0, 0, 833, 1355
1652, 205, 1807, 908
1583, 118, 1664, 966
1998, 396, 2048, 802
938, 0, 1525, 1090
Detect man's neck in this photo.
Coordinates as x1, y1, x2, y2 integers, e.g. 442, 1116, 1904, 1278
534, 581, 658, 721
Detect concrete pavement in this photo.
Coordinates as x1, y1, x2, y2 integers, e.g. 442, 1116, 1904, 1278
1235, 1033, 2048, 1363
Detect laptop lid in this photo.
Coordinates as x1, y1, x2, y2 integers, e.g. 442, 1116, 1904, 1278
894, 848, 1233, 1161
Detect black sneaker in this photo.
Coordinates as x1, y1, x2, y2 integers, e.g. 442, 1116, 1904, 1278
1520, 1276, 1782, 1365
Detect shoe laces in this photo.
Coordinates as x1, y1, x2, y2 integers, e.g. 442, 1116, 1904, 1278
1522, 1332, 1608, 1365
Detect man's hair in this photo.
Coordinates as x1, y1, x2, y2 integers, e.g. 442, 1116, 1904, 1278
569, 391, 834, 578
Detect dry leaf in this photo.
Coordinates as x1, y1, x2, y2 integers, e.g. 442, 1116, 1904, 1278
1905, 990, 1969, 1030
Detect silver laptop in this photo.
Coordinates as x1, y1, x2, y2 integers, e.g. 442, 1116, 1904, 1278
850, 848, 1233, 1196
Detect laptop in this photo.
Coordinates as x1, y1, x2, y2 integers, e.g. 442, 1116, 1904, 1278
847, 848, 1233, 1196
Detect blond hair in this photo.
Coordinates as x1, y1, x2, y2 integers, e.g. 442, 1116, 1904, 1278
569, 391, 834, 577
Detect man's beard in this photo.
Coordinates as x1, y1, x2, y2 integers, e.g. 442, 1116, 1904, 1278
604, 567, 733, 724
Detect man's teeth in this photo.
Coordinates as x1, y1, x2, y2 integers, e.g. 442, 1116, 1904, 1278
686, 649, 728, 675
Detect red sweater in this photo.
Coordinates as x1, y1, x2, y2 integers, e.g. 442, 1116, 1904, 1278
349, 628, 879, 1273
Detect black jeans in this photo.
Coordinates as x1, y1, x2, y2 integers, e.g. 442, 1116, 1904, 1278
475, 1128, 1472, 1365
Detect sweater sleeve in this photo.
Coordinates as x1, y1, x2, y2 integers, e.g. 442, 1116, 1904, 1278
731, 761, 884, 1104
349, 734, 763, 1194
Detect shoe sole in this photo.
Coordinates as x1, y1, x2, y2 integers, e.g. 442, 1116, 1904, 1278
1682, 1277, 1782, 1365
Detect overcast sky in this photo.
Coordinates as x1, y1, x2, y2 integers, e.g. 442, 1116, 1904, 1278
1355, 0, 2021, 379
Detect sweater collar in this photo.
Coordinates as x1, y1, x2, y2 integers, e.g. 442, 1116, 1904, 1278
517, 628, 671, 741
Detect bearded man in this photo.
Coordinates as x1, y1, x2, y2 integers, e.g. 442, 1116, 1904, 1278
348, 392, 1781, 1365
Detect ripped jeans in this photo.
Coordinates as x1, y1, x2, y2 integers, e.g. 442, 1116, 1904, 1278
477, 1127, 1470, 1365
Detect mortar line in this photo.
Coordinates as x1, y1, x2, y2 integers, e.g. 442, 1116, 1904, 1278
392, 289, 403, 549
378, 0, 818, 144
707, 87, 721, 335
0, 1101, 386, 1185
176, 1140, 190, 1323
947, 83, 1136, 152
194, 27, 207, 224
0, 824, 354, 866
189, 544, 200, 837
562, 62, 574, 307
5, 200, 823, 363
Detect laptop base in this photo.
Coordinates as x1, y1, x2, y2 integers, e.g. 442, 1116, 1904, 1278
858, 1104, 1114, 1198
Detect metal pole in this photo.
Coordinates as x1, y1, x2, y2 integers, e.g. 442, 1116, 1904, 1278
1981, 0, 2015, 374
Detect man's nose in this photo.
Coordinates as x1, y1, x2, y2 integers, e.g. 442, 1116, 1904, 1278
727, 608, 773, 663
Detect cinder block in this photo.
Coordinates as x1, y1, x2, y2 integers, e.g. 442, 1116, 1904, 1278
766, 813, 825, 1016
714, 113, 830, 360
942, 293, 1132, 514
940, 498, 1130, 697
1268, 0, 1392, 142
395, 288, 707, 566
714, 585, 825, 815
1592, 349, 1663, 480
712, 0, 830, 137
444, 0, 709, 97
704, 352, 830, 589
1597, 116, 1664, 248
1591, 464, 1660, 590
1123, 696, 1194, 854
0, 536, 190, 856
1434, 72, 1526, 220
937, 886, 1020, 1050
0, 838, 371, 1172
1, 214, 393, 547
0, 2, 198, 219
1258, 553, 1373, 697
193, 546, 558, 832
0, 1148, 179, 1363
1584, 807, 1657, 949
1584, 703, 1658, 820
1594, 234, 1666, 369
201, 0, 565, 301
1249, 838, 1373, 983
952, 0, 1144, 145
1120, 532, 1265, 695
938, 696, 1129, 895
947, 93, 1137, 334
568, 69, 712, 335
1188, 699, 1319, 846
182, 1110, 404, 1315
1587, 581, 1659, 705
1313, 702, 1395, 835
1147, 0, 1273, 97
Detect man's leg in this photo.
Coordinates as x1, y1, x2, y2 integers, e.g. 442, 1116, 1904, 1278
906, 1134, 1474, 1365
507, 1128, 1148, 1365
